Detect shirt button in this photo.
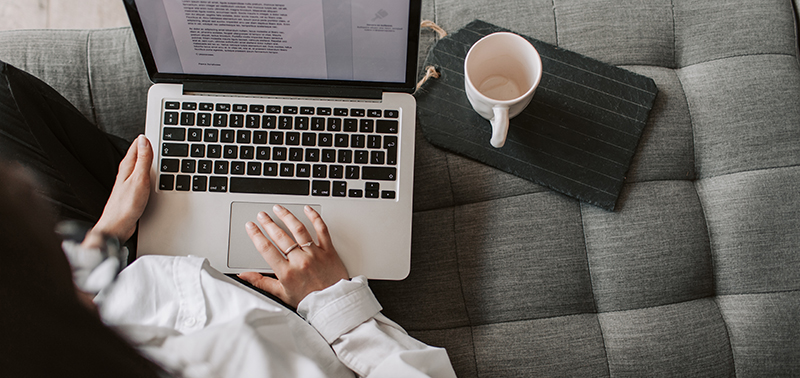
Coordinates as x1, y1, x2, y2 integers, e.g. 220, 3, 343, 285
184, 317, 196, 327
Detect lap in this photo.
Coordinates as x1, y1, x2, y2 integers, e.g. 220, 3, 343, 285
0, 61, 128, 223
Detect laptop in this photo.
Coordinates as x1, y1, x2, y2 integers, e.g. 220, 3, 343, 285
124, 0, 421, 279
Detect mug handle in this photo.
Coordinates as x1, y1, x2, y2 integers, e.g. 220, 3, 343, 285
490, 105, 509, 148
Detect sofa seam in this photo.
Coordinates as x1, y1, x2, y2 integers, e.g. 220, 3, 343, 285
671, 0, 678, 68
84, 29, 98, 127
578, 202, 612, 377
551, 0, 559, 46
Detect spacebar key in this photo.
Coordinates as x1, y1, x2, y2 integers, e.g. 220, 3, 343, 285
230, 177, 310, 195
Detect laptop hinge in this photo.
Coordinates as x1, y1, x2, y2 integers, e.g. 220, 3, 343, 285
182, 81, 383, 100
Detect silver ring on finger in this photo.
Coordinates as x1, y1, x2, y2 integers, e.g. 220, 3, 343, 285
299, 241, 314, 249
284, 243, 299, 254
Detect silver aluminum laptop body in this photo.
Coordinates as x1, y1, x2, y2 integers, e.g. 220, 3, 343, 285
125, 0, 421, 279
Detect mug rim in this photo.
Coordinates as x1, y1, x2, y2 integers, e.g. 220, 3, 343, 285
464, 32, 543, 104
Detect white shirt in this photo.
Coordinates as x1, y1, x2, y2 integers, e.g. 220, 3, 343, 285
91, 255, 456, 378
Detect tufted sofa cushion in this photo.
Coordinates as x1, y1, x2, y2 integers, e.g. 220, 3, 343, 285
1, 0, 798, 376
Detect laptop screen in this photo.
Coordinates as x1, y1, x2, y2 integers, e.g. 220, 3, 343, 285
126, 0, 420, 92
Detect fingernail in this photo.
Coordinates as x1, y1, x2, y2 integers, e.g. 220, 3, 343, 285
257, 211, 268, 220
273, 204, 286, 213
246, 221, 257, 230
304, 205, 312, 212
138, 134, 147, 148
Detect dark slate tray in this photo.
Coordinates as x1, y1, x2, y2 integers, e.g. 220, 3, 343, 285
415, 20, 658, 211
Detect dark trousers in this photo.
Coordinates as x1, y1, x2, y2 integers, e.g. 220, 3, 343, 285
0, 60, 130, 225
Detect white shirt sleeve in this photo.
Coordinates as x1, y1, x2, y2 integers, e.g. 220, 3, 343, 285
297, 276, 457, 378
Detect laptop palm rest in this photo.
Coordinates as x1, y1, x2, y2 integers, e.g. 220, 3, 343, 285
228, 202, 322, 271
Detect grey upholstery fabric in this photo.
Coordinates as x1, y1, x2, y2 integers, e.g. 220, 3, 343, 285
1, 0, 798, 376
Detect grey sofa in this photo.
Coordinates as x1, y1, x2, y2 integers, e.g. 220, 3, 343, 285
2, 0, 799, 376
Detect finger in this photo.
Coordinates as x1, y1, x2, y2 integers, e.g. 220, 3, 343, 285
245, 221, 287, 270
117, 136, 140, 180
237, 272, 287, 301
272, 204, 314, 245
131, 135, 153, 179
304, 205, 334, 252
257, 211, 298, 254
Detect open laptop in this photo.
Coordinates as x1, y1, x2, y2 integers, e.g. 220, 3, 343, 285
124, 0, 421, 279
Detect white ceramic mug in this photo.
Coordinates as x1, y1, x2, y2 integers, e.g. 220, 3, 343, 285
464, 32, 542, 148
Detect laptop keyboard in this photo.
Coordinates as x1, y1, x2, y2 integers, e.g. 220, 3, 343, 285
157, 100, 400, 199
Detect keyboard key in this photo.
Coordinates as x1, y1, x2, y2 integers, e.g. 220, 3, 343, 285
188, 128, 202, 142
381, 190, 396, 199
351, 109, 365, 117
209, 176, 228, 192
279, 116, 293, 129
295, 117, 309, 130
305, 148, 320, 162
367, 135, 381, 149
270, 131, 284, 145
204, 129, 218, 142
160, 158, 180, 172
272, 147, 287, 161
346, 166, 359, 179
376, 120, 399, 134
283, 106, 298, 114
263, 163, 278, 176
321, 149, 336, 163
338, 149, 352, 163
199, 103, 214, 111
213, 113, 228, 127
311, 117, 325, 131
182, 102, 197, 110
329, 165, 343, 178
351, 134, 365, 148
354, 150, 368, 164
384, 110, 399, 118
316, 107, 332, 116
319, 133, 333, 147
192, 176, 207, 191
300, 106, 315, 115
286, 132, 300, 145
207, 145, 222, 158
190, 144, 205, 158
359, 119, 374, 133
162, 143, 189, 157
198, 160, 213, 173
262, 115, 277, 129
220, 130, 235, 143
164, 111, 179, 125
302, 133, 317, 146
313, 164, 327, 178
216, 103, 231, 111
247, 162, 262, 175
297, 164, 311, 177
334, 134, 349, 147
367, 109, 382, 117
256, 146, 271, 160
253, 131, 268, 144
311, 180, 330, 196
280, 163, 294, 177
249, 104, 264, 113
181, 160, 196, 173
175, 175, 191, 191
289, 148, 303, 161
237, 130, 251, 144
344, 119, 358, 132
180, 112, 195, 126
365, 182, 380, 191
230, 114, 244, 128
240, 146, 255, 160
365, 189, 379, 198
165, 101, 180, 109
266, 105, 281, 114
223, 145, 238, 159
349, 189, 363, 198
362, 167, 396, 181
333, 108, 348, 116
233, 104, 248, 112
333, 181, 347, 197
159, 174, 174, 190
246, 115, 260, 128
230, 177, 310, 195
163, 127, 185, 141
231, 161, 245, 175
197, 113, 211, 126
215, 161, 229, 174
327, 118, 341, 131
370, 150, 385, 165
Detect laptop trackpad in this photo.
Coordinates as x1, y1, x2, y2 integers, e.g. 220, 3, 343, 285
228, 202, 322, 270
